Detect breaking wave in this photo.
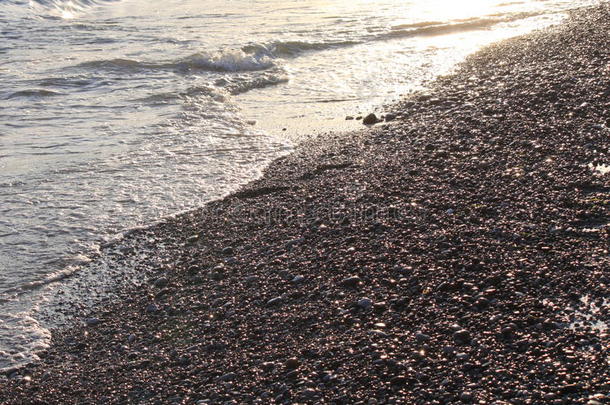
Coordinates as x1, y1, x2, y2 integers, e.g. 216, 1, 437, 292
388, 11, 547, 39
75, 50, 278, 74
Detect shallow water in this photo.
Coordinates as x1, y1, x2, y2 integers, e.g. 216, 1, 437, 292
0, 0, 598, 371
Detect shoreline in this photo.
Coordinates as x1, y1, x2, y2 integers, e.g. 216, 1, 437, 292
2, 3, 609, 403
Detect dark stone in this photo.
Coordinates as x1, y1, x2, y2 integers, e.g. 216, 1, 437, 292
453, 329, 472, 345
362, 113, 380, 125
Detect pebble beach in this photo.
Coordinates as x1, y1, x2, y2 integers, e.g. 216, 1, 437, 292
1, 3, 609, 404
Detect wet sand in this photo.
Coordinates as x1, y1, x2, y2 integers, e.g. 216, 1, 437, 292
1, 4, 609, 404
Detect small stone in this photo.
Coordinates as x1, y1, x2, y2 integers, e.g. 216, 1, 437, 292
453, 329, 471, 345
357, 298, 373, 310
456, 352, 469, 361
209, 271, 224, 281
291, 275, 305, 284
301, 389, 317, 398
362, 113, 380, 125
286, 369, 299, 379
369, 329, 388, 338
128, 334, 136, 343
384, 113, 396, 121
285, 358, 301, 369
560, 383, 583, 394
261, 362, 275, 371
345, 116, 354, 120
85, 318, 100, 326
340, 276, 361, 288
154, 277, 168, 288
186, 234, 200, 244
222, 247, 233, 255
218, 372, 236, 382
442, 346, 456, 355
267, 297, 283, 306
415, 332, 431, 343
146, 304, 159, 313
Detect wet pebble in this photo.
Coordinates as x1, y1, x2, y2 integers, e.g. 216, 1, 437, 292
357, 298, 373, 310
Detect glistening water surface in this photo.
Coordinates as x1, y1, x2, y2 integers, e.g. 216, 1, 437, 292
0, 0, 597, 371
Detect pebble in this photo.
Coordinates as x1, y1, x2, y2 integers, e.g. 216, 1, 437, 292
145, 304, 159, 313
285, 358, 301, 369
357, 298, 373, 310
218, 372, 236, 382
453, 329, 472, 345
384, 113, 396, 121
340, 276, 361, 288
415, 332, 431, 343
153, 277, 168, 288
85, 318, 100, 326
291, 275, 305, 283
267, 297, 283, 306
362, 113, 380, 125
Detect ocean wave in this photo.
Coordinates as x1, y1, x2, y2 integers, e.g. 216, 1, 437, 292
242, 39, 361, 58
180, 50, 276, 72
135, 72, 289, 105
217, 72, 289, 95
75, 49, 278, 74
6, 89, 62, 99
388, 11, 546, 39
29, 0, 120, 19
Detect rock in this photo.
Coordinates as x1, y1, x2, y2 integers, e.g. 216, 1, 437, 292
145, 304, 159, 313
345, 116, 354, 120
415, 332, 431, 343
218, 372, 236, 382
286, 238, 305, 250
222, 247, 234, 255
267, 297, 283, 306
357, 298, 373, 310
153, 277, 168, 288
85, 318, 100, 326
261, 362, 275, 371
128, 334, 136, 343
291, 275, 305, 283
369, 329, 388, 338
384, 113, 396, 121
453, 329, 471, 345
456, 352, 469, 361
186, 234, 200, 244
362, 113, 380, 125
285, 358, 301, 369
340, 276, 361, 288
560, 383, 583, 394
209, 270, 224, 281
301, 389, 317, 398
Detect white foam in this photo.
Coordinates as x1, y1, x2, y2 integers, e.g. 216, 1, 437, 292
184, 49, 276, 72
0, 313, 51, 373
